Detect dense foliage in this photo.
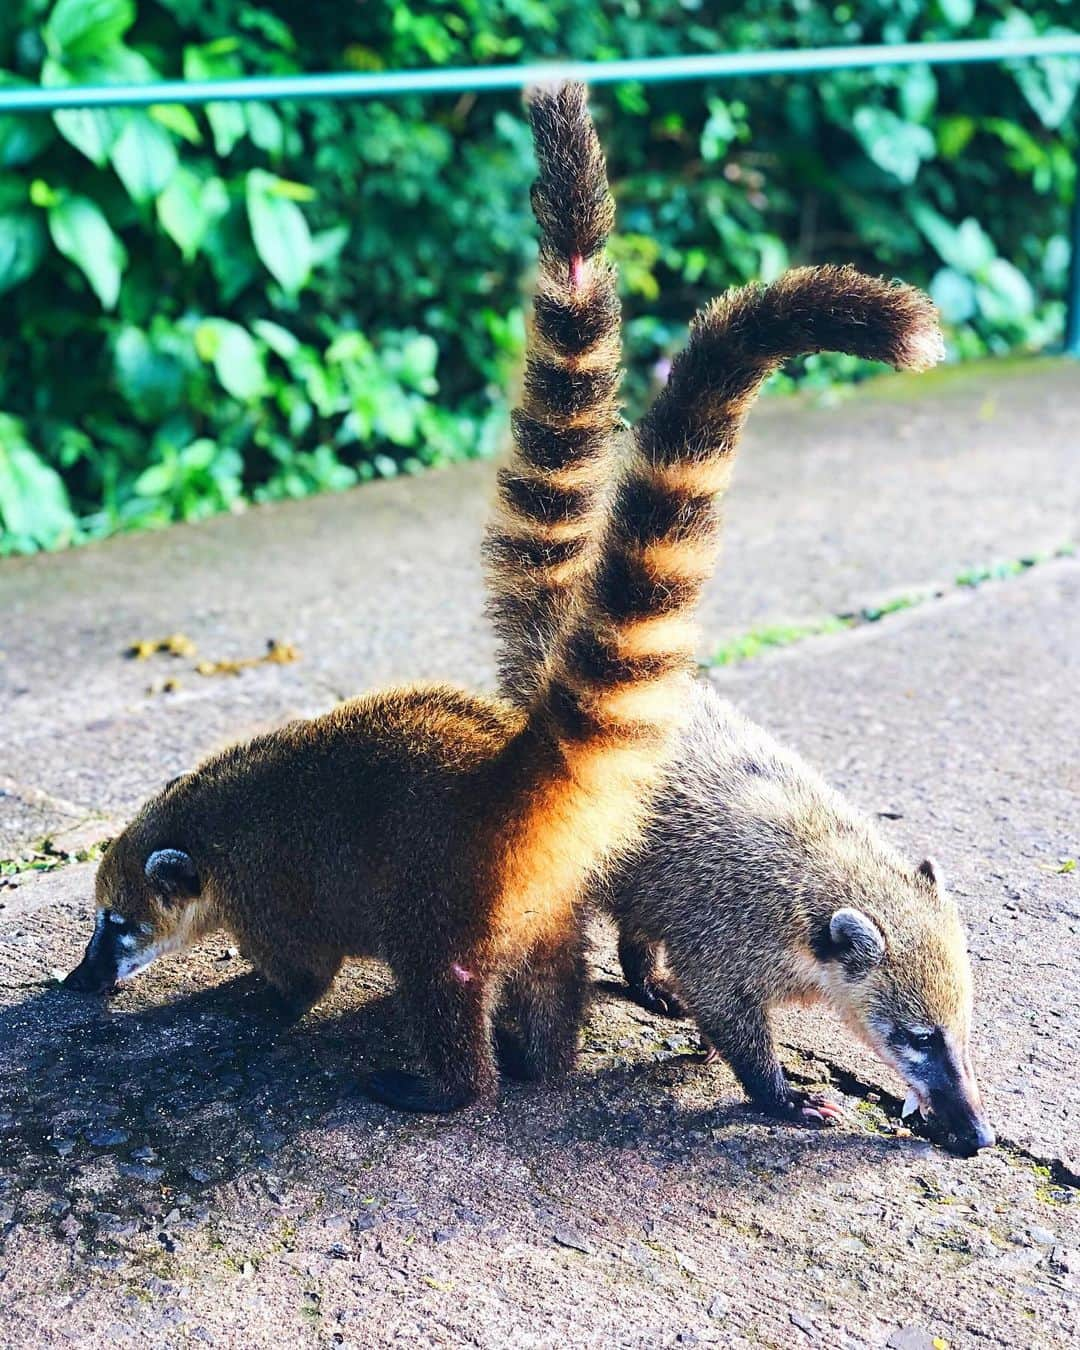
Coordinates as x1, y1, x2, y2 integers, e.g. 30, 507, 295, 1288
0, 0, 1076, 553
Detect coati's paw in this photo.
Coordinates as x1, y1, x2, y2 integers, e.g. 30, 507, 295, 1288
365, 1070, 476, 1114
629, 976, 686, 1019
777, 1091, 846, 1128
494, 1028, 541, 1082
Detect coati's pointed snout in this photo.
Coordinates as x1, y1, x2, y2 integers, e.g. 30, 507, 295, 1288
63, 910, 122, 995
928, 1076, 996, 1155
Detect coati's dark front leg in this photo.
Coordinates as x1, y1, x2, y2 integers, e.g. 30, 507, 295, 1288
496, 929, 589, 1082
367, 956, 498, 1114
697, 989, 844, 1126
617, 927, 686, 1019
255, 948, 343, 1023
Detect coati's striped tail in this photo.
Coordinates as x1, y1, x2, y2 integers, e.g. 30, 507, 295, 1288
484, 81, 622, 707
534, 265, 943, 778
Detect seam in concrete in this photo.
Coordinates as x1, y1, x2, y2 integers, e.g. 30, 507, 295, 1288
701, 543, 1076, 669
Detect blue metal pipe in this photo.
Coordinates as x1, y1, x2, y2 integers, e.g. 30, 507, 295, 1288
0, 38, 1078, 113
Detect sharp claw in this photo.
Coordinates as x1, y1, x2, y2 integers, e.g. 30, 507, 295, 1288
801, 1108, 826, 1123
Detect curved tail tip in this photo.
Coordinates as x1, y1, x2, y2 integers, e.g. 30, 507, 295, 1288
896, 317, 947, 373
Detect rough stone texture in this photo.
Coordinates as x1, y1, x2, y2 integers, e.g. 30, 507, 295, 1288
1, 362, 1077, 1347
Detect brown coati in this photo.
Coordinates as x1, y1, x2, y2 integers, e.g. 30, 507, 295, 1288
62, 83, 709, 1114
485, 137, 991, 1153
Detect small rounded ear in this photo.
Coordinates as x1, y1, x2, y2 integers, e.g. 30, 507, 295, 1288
916, 856, 942, 889
145, 849, 200, 905
825, 907, 886, 977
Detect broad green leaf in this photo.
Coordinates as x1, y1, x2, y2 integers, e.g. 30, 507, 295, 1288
183, 46, 246, 156
245, 102, 284, 155
246, 170, 313, 295
993, 13, 1080, 129
133, 461, 173, 496
114, 326, 186, 420
852, 106, 935, 184
938, 0, 974, 27
701, 98, 737, 162
952, 218, 997, 274
911, 205, 995, 275
929, 267, 976, 323
42, 58, 123, 166
44, 0, 135, 61
976, 258, 1035, 323
48, 194, 127, 308
156, 169, 227, 260
899, 64, 936, 123
110, 115, 178, 204
149, 104, 202, 145
0, 74, 55, 166
0, 211, 47, 294
0, 415, 76, 548
311, 224, 350, 269
252, 319, 300, 360
194, 318, 266, 401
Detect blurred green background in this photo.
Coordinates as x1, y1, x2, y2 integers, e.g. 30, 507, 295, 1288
0, 0, 1076, 554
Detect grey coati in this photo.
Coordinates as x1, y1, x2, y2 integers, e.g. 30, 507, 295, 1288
485, 97, 993, 1152
63, 83, 705, 1114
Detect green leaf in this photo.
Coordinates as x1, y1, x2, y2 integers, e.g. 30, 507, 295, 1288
246, 170, 313, 295
852, 106, 935, 184
252, 319, 300, 360
994, 13, 1080, 130
245, 102, 284, 155
911, 205, 995, 275
311, 224, 350, 269
976, 258, 1035, 323
0, 211, 47, 294
109, 115, 179, 204
929, 267, 976, 323
183, 46, 246, 156
114, 327, 186, 420
0, 415, 76, 548
938, 0, 974, 27
0, 74, 55, 166
133, 461, 173, 496
42, 58, 123, 166
149, 104, 202, 145
156, 169, 227, 260
44, 0, 135, 61
899, 64, 937, 123
48, 194, 127, 309
194, 318, 266, 401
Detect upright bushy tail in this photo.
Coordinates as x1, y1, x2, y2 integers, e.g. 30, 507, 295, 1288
534, 265, 942, 767
491, 91, 942, 946
502, 266, 943, 919
484, 82, 622, 707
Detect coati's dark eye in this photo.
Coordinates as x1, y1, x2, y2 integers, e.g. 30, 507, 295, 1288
905, 1028, 936, 1051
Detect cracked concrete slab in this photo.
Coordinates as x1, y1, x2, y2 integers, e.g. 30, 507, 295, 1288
1, 362, 1078, 1347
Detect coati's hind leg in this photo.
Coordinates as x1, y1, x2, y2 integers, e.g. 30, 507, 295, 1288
367, 956, 497, 1113
495, 929, 589, 1082
696, 986, 844, 1127
617, 926, 686, 1018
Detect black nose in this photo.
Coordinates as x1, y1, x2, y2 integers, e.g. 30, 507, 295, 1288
932, 1095, 995, 1155
62, 958, 117, 996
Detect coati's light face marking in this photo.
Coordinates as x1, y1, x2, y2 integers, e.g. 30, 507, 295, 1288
816, 858, 994, 1154
64, 834, 214, 995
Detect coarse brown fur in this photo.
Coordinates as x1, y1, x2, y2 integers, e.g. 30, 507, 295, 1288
64, 84, 729, 1115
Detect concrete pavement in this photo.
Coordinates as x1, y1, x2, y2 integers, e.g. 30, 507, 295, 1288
0, 359, 1077, 1347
